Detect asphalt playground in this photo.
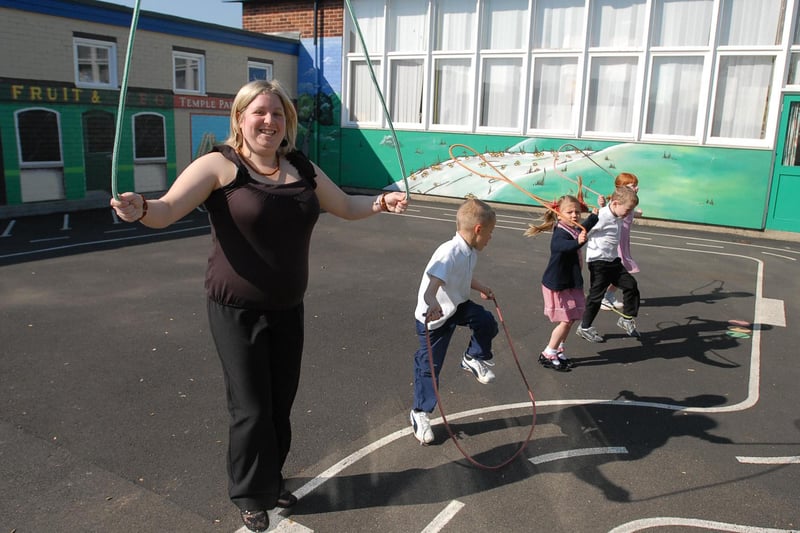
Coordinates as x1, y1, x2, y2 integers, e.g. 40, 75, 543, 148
1, 198, 798, 532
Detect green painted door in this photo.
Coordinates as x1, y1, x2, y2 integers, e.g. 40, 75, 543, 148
769, 94, 800, 232
83, 110, 114, 193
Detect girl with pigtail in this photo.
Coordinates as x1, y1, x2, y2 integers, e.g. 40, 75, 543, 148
525, 195, 598, 371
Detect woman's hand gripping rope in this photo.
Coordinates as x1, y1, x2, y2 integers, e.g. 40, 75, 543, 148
423, 295, 537, 470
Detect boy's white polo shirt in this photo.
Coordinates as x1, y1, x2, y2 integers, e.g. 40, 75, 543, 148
586, 204, 622, 262
415, 233, 476, 330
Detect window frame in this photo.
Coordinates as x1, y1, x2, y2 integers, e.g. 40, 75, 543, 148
172, 50, 206, 95
340, 0, 793, 149
248, 59, 274, 82
15, 108, 64, 168
73, 36, 118, 89
132, 112, 167, 163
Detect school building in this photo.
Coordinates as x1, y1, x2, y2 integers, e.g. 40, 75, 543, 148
3, 0, 800, 236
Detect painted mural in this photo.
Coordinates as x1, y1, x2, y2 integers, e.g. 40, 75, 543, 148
340, 129, 772, 231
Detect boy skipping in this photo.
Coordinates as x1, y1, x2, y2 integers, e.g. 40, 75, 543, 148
410, 199, 499, 444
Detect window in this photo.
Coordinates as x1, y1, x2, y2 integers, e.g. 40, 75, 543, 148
173, 50, 205, 94
651, 0, 712, 47
530, 58, 578, 132
133, 113, 166, 161
390, 59, 424, 124
74, 37, 117, 89
646, 56, 704, 136
711, 55, 775, 140
341, 0, 788, 146
348, 60, 382, 123
16, 109, 62, 166
586, 57, 639, 135
432, 58, 471, 127
434, 0, 474, 51
480, 58, 523, 129
248, 60, 273, 82
483, 0, 528, 50
533, 0, 584, 50
388, 0, 428, 52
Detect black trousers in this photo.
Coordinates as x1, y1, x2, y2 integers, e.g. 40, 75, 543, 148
207, 299, 304, 511
581, 258, 640, 328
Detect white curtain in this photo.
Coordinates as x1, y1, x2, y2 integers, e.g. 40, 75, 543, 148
651, 0, 712, 46
586, 57, 638, 133
531, 58, 577, 130
349, 0, 384, 53
712, 56, 774, 139
436, 0, 474, 51
481, 58, 522, 128
433, 58, 471, 126
719, 0, 782, 46
647, 56, 703, 135
349, 60, 382, 123
534, 0, 585, 49
590, 0, 646, 48
391, 59, 424, 124
389, 0, 428, 52
482, 0, 527, 50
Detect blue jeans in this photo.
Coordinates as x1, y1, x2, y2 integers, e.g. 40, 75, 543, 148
412, 300, 498, 413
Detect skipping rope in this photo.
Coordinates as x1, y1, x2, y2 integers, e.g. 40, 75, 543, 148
343, 0, 410, 199
424, 296, 537, 470
111, 0, 142, 201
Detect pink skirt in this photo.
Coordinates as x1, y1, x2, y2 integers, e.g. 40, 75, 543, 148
542, 285, 585, 322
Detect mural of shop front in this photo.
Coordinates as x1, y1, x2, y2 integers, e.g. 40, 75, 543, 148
0, 79, 176, 204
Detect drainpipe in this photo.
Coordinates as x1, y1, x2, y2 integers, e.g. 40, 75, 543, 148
313, 0, 320, 162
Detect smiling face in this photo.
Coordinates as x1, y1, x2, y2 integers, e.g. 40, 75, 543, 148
238, 92, 286, 153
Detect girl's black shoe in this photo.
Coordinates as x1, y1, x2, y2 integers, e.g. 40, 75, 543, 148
240, 509, 269, 532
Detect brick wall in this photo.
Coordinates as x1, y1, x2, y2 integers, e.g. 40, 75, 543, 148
243, 0, 343, 39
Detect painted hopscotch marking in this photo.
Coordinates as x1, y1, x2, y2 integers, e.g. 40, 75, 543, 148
421, 500, 465, 533
608, 517, 797, 532
530, 447, 629, 465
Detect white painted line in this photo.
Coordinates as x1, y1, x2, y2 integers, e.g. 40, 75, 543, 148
104, 228, 139, 234
684, 242, 725, 248
736, 456, 800, 464
0, 225, 209, 260
530, 446, 628, 465
609, 517, 796, 532
30, 236, 70, 243
1, 219, 16, 237
111, 210, 121, 224
762, 251, 796, 261
421, 500, 465, 533
61, 213, 70, 231
756, 297, 786, 327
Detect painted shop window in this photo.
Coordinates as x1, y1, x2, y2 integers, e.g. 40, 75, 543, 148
173, 50, 205, 94
74, 37, 117, 89
133, 113, 166, 161
16, 109, 62, 166
248, 60, 273, 82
